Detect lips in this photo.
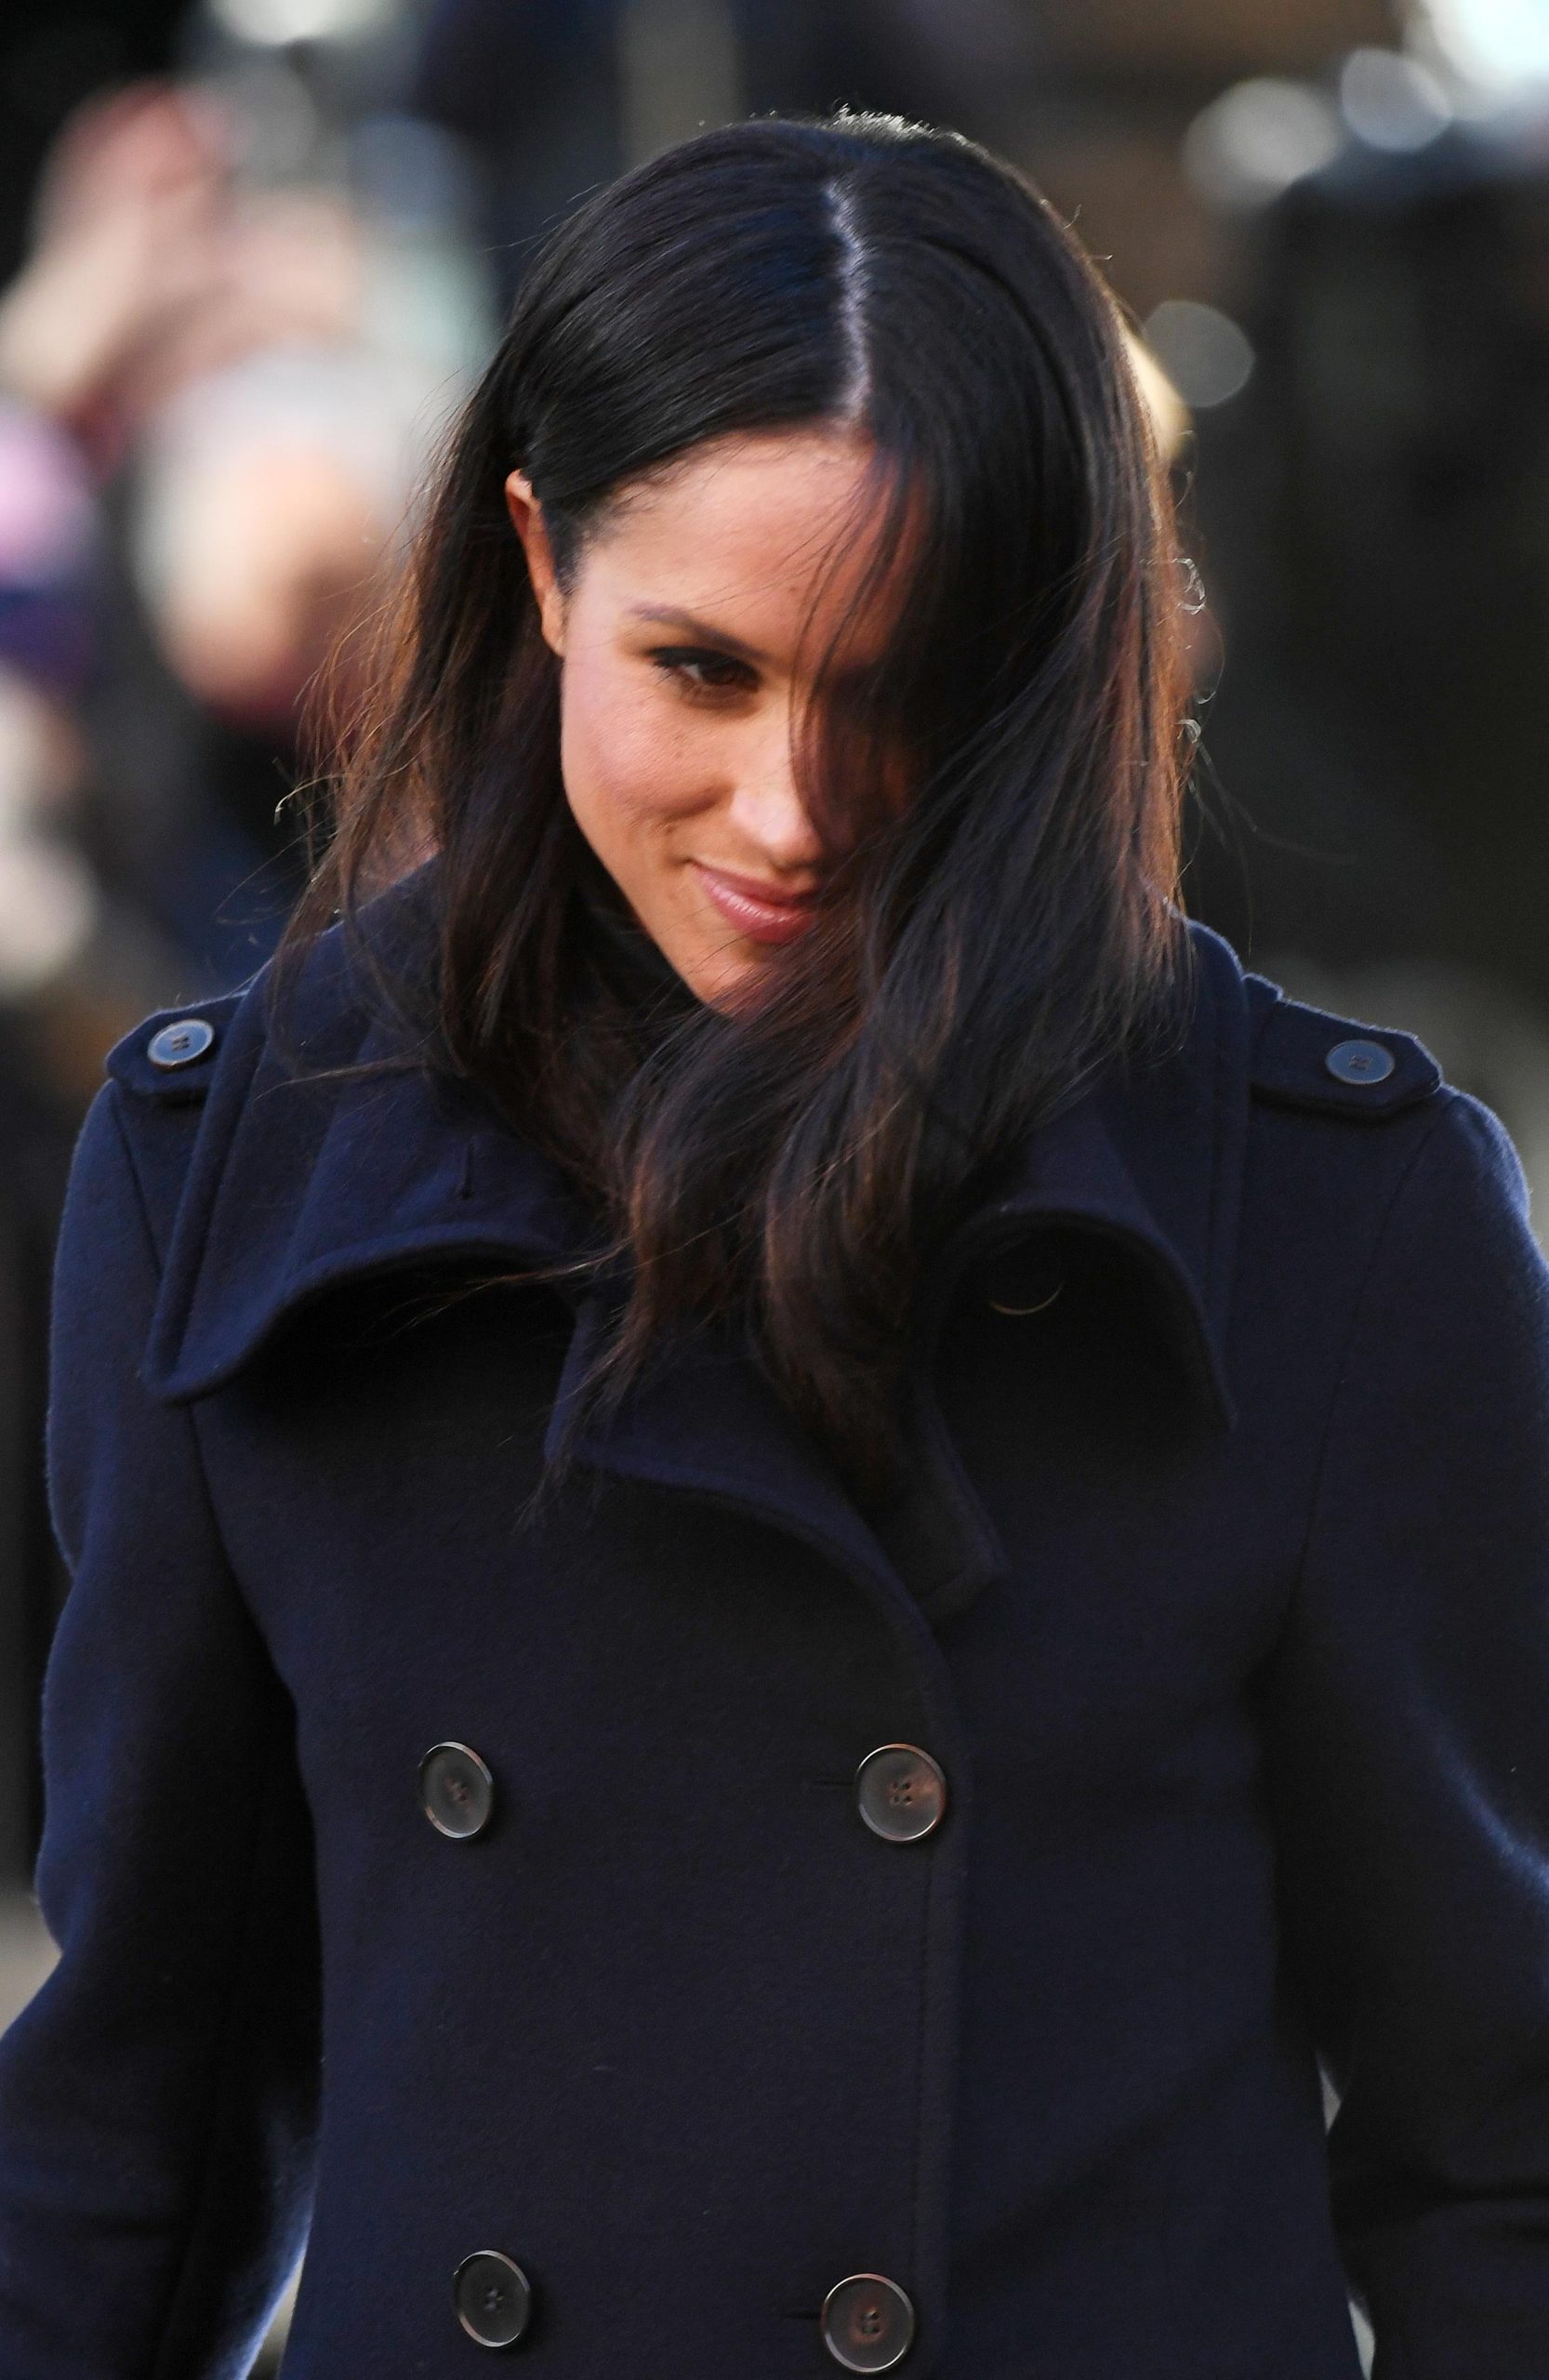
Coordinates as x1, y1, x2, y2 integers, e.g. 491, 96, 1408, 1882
692, 862, 821, 946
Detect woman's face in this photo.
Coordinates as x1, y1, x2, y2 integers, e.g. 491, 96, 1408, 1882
506, 426, 895, 1012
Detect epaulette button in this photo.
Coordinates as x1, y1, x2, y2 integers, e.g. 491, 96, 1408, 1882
1324, 1037, 1395, 1087
147, 1017, 217, 1070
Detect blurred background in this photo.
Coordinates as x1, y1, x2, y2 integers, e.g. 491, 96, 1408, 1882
1, 0, 1546, 2364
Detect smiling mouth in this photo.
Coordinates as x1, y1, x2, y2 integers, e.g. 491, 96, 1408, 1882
693, 862, 821, 946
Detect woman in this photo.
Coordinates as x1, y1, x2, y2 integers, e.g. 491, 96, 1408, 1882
0, 110, 1546, 2379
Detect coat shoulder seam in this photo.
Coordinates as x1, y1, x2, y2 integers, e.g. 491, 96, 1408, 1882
1282, 1085, 1466, 1629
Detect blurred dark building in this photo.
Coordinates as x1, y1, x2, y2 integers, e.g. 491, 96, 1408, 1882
1189, 127, 1549, 1019
413, 0, 1002, 306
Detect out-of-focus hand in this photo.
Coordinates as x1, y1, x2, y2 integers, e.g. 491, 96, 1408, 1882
0, 82, 229, 443
136, 189, 365, 408
0, 81, 369, 462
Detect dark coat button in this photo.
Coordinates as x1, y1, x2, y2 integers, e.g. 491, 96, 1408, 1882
1324, 1037, 1395, 1085
419, 1742, 496, 1839
821, 2273, 916, 2371
453, 2250, 533, 2347
147, 1017, 216, 1069
854, 1745, 947, 1843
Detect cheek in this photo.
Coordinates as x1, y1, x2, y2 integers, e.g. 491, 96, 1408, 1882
558, 651, 718, 858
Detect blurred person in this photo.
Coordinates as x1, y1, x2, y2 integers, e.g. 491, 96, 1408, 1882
0, 667, 119, 1891
1, 110, 1548, 2380
128, 343, 435, 738
108, 333, 445, 976
0, 386, 195, 1887
0, 667, 180, 1109
0, 366, 204, 1094
0, 76, 474, 991
1187, 115, 1549, 1031
0, 79, 323, 985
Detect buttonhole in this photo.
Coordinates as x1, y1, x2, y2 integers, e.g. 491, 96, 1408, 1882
987, 1278, 1065, 1316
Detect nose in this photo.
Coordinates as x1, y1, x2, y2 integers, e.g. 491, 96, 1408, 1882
725, 711, 826, 881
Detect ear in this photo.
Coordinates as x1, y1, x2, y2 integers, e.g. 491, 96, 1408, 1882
505, 469, 567, 655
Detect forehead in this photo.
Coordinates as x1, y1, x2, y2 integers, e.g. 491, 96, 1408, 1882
578, 427, 907, 663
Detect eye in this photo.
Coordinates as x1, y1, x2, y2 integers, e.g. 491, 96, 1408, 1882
647, 645, 756, 696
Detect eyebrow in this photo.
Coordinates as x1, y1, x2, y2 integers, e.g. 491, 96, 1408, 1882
625, 605, 769, 666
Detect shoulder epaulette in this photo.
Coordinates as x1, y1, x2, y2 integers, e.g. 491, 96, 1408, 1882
104, 989, 247, 1107
1246, 974, 1443, 1120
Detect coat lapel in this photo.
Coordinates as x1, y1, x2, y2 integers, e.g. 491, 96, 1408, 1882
141, 998, 595, 1404
137, 917, 1248, 1626
811, 922, 1248, 1625
544, 1285, 903, 1600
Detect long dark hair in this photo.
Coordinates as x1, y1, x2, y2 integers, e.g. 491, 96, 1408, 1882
284, 111, 1193, 1501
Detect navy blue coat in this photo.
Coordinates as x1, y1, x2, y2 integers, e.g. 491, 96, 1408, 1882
2, 877, 1549, 2378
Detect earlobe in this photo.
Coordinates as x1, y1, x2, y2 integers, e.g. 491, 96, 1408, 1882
504, 469, 566, 656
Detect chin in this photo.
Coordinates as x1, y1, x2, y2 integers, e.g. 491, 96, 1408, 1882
687, 952, 770, 1014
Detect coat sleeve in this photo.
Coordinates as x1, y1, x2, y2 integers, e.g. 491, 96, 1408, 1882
1262, 1086, 1549, 2375
0, 1082, 320, 2378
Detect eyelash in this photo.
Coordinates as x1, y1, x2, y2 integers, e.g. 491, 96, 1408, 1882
647, 645, 756, 697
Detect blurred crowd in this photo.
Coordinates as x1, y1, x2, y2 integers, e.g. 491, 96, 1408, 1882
8, 0, 1549, 1897
0, 81, 464, 1051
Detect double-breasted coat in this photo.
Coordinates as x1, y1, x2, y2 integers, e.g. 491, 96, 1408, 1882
2, 869, 1549, 2379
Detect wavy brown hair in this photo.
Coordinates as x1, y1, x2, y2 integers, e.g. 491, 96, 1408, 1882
282, 112, 1194, 1502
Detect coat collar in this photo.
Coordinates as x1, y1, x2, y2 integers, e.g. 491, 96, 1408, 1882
129, 891, 1249, 1625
